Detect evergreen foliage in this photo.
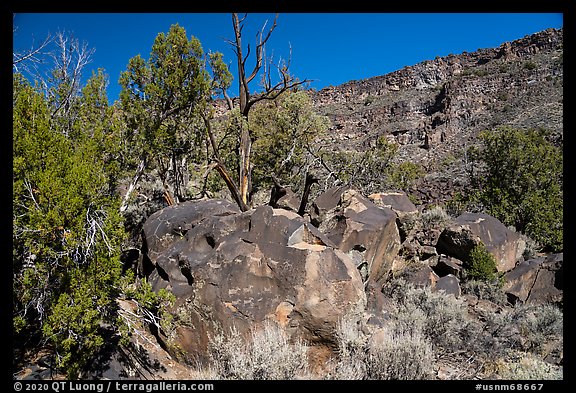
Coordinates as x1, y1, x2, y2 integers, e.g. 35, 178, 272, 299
465, 243, 499, 282
466, 127, 563, 251
13, 22, 329, 378
322, 135, 423, 195
13, 20, 563, 381
250, 91, 330, 192
119, 24, 212, 203
13, 73, 127, 378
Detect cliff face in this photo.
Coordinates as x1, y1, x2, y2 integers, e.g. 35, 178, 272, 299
310, 28, 563, 205
211, 28, 563, 206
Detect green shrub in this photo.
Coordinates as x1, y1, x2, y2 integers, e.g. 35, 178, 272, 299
322, 135, 400, 195
13, 74, 128, 378
363, 95, 375, 106
250, 91, 330, 193
122, 276, 176, 334
465, 127, 562, 252
387, 161, 425, 191
465, 243, 499, 282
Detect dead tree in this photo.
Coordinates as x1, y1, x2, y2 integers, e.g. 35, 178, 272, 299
226, 13, 310, 209
298, 172, 319, 216
268, 175, 287, 208
12, 23, 53, 76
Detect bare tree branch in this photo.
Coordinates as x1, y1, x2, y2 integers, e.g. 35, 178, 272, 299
202, 113, 249, 211
23, 178, 41, 211
12, 33, 53, 70
49, 31, 95, 118
13, 24, 54, 91
245, 15, 277, 85
223, 13, 311, 208
120, 158, 147, 213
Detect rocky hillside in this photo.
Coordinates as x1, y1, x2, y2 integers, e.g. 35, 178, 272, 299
14, 27, 563, 382
310, 27, 563, 205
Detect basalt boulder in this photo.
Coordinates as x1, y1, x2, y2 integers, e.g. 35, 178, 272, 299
312, 187, 402, 284
503, 253, 563, 305
141, 200, 366, 363
368, 191, 418, 217
436, 212, 525, 273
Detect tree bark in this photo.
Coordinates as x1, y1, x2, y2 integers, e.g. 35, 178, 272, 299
227, 13, 310, 210
239, 125, 251, 206
298, 172, 319, 216
120, 158, 146, 213
202, 114, 249, 212
268, 175, 287, 207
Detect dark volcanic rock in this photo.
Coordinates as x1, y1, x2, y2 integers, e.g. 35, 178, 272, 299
142, 201, 366, 363
402, 264, 439, 288
432, 254, 464, 278
306, 28, 563, 208
368, 191, 418, 216
436, 212, 525, 273
433, 274, 461, 298
314, 188, 402, 283
503, 253, 563, 305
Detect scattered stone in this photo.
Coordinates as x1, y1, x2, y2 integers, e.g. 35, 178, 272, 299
315, 188, 402, 283
142, 201, 366, 363
402, 264, 439, 288
433, 254, 464, 277
368, 191, 418, 216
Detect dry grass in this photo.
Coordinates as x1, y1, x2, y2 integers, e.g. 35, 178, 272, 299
494, 351, 563, 380
199, 280, 562, 380
327, 312, 434, 380
207, 322, 309, 380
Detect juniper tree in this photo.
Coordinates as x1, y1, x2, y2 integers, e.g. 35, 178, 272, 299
13, 72, 127, 378
119, 24, 211, 209
466, 127, 563, 251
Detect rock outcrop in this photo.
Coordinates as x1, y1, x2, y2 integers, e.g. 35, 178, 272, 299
135, 27, 563, 377
15, 27, 564, 382
503, 253, 563, 305
142, 200, 366, 363
308, 28, 563, 208
436, 212, 525, 273
312, 187, 402, 283
368, 191, 418, 216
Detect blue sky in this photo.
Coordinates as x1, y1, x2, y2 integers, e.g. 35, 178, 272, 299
12, 13, 563, 104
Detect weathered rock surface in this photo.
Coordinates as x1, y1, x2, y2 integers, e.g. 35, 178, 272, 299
306, 28, 563, 208
433, 274, 461, 298
503, 253, 563, 305
131, 27, 563, 379
313, 187, 402, 283
368, 191, 418, 216
16, 27, 564, 382
431, 254, 464, 278
402, 264, 439, 288
436, 212, 525, 273
142, 200, 366, 363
